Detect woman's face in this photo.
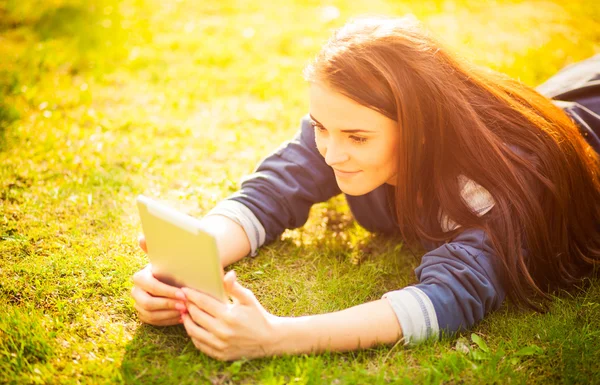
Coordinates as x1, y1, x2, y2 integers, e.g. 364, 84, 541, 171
309, 82, 399, 196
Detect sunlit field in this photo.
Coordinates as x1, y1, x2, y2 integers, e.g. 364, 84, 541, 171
1, 0, 599, 383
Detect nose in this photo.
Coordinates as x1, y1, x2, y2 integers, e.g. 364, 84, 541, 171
323, 139, 350, 166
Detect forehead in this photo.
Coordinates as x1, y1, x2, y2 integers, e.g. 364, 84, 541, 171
309, 82, 396, 132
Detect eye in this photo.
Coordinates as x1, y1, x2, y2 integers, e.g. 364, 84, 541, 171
350, 136, 368, 144
310, 120, 368, 144
310, 120, 326, 132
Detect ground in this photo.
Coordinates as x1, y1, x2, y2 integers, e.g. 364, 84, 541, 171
0, 0, 599, 384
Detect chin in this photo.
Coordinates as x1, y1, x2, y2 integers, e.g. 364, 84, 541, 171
337, 184, 373, 197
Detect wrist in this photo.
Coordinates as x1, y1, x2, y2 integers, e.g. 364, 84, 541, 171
266, 315, 296, 357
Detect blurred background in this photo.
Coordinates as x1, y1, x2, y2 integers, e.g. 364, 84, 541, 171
1, 0, 598, 209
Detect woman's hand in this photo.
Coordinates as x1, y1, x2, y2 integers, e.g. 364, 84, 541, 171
179, 270, 280, 361
131, 235, 186, 326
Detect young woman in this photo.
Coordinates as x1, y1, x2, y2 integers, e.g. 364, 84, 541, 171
130, 16, 600, 361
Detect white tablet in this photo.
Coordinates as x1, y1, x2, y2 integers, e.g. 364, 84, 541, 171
136, 195, 226, 302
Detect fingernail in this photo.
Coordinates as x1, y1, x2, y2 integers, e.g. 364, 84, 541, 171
175, 302, 185, 311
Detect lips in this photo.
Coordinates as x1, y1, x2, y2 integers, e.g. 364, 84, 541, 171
334, 169, 361, 177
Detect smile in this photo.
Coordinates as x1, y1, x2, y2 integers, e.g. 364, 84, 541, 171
334, 169, 362, 177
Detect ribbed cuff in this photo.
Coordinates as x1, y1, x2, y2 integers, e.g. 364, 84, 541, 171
439, 175, 496, 232
382, 286, 440, 345
205, 200, 266, 257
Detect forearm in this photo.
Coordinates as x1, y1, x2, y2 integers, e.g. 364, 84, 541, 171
199, 215, 250, 268
269, 299, 402, 355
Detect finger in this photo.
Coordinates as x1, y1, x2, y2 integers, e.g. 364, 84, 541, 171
191, 337, 227, 361
181, 287, 227, 317
134, 302, 181, 319
182, 314, 226, 352
132, 286, 183, 311
135, 305, 182, 326
186, 303, 226, 337
138, 235, 148, 253
146, 315, 182, 326
224, 270, 256, 306
133, 266, 181, 299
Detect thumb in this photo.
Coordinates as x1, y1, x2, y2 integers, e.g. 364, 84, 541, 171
223, 270, 236, 293
224, 270, 256, 306
138, 235, 147, 253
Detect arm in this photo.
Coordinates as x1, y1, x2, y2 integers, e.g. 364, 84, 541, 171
179, 272, 402, 361
269, 229, 506, 353
383, 227, 506, 343
179, 226, 506, 361
199, 214, 250, 268
179, 218, 506, 357
270, 299, 402, 355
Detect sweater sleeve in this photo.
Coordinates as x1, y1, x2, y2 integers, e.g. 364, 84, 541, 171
383, 228, 506, 345
205, 115, 341, 255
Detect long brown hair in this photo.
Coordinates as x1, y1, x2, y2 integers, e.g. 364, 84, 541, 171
304, 16, 600, 310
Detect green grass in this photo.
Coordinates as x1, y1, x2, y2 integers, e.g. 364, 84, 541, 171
1, 0, 599, 383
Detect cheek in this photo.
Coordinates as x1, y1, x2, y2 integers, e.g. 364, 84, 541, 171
366, 142, 396, 170
314, 135, 326, 158
383, 145, 397, 166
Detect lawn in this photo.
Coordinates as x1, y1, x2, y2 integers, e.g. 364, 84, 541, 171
1, 0, 599, 384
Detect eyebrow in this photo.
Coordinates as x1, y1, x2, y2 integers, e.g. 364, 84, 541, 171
309, 114, 376, 134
